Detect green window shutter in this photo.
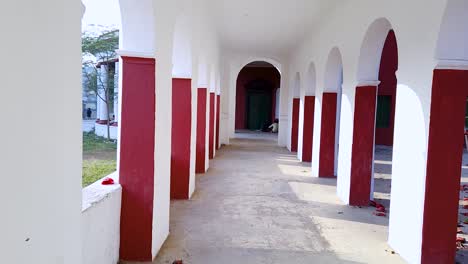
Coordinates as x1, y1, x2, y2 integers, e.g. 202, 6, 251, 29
376, 95, 391, 128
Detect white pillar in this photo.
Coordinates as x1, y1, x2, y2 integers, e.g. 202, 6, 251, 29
113, 62, 119, 123
98, 65, 109, 122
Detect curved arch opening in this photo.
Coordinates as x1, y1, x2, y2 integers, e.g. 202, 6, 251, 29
235, 61, 281, 138
350, 20, 399, 220
356, 18, 393, 83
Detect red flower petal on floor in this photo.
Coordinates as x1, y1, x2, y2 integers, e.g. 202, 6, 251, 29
376, 207, 386, 213
374, 212, 386, 217
102, 177, 115, 185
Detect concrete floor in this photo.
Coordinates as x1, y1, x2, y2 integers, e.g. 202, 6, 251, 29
153, 132, 405, 264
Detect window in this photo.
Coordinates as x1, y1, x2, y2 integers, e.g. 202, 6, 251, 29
376, 95, 391, 128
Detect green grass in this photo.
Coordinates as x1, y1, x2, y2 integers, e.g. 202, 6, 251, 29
82, 132, 117, 187
82, 160, 117, 187
83, 132, 117, 154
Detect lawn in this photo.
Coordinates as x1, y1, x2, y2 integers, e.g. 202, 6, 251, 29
82, 132, 117, 187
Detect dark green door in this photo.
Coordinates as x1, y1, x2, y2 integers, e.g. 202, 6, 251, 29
247, 91, 271, 130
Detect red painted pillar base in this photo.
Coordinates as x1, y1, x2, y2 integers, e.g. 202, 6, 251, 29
302, 96, 315, 162
349, 86, 377, 206
420, 69, 468, 264
196, 88, 207, 173
119, 56, 155, 261
209, 92, 215, 159
319, 93, 337, 177
171, 78, 192, 200
291, 98, 300, 152
216, 94, 221, 150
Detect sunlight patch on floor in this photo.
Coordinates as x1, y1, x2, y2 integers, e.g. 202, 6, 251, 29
278, 164, 311, 177
311, 216, 405, 264
288, 181, 342, 205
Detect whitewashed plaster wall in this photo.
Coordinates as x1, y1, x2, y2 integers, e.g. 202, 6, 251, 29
95, 124, 118, 140
0, 1, 83, 263
288, 1, 450, 263
82, 178, 122, 264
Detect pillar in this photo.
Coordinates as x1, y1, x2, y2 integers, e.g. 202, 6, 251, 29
349, 86, 377, 206
97, 65, 109, 124
119, 56, 156, 261
209, 92, 215, 159
113, 61, 119, 125
196, 88, 208, 173
319, 93, 337, 177
302, 96, 315, 162
291, 98, 300, 152
420, 69, 468, 263
216, 94, 221, 150
171, 78, 192, 199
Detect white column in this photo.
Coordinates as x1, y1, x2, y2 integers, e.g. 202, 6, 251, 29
113, 62, 119, 123
98, 65, 109, 122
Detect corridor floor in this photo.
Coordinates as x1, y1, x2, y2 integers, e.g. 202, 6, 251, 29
154, 132, 405, 264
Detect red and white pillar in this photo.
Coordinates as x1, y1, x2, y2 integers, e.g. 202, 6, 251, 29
209, 92, 216, 159
302, 96, 315, 162
196, 88, 208, 173
419, 69, 468, 263
349, 86, 377, 206
216, 94, 221, 150
291, 98, 300, 152
118, 56, 156, 261
319, 92, 337, 177
170, 78, 192, 199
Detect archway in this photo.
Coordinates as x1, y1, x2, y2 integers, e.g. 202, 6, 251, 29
319, 47, 343, 177
348, 18, 398, 208
419, 1, 468, 262
235, 61, 281, 139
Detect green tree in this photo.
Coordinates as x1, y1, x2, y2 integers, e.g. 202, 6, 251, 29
82, 29, 119, 140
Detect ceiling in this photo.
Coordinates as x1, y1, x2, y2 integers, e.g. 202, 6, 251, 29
208, 0, 338, 57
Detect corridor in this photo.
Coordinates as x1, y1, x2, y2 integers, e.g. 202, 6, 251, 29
154, 132, 405, 264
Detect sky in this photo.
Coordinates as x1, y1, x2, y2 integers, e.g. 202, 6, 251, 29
81, 0, 121, 33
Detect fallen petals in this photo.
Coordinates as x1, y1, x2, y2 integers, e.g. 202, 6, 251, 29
102, 177, 115, 185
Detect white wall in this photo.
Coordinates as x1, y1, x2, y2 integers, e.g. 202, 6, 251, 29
0, 1, 83, 263
288, 1, 449, 263
95, 124, 118, 140
82, 179, 122, 264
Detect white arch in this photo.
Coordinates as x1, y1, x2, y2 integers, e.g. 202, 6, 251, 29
305, 62, 316, 96
436, 0, 468, 66
119, 0, 155, 54
356, 18, 393, 83
172, 12, 193, 78
235, 57, 282, 80
293, 72, 301, 98
324, 47, 343, 92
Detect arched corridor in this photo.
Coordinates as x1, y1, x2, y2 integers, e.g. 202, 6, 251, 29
4, 0, 468, 263
154, 132, 404, 263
